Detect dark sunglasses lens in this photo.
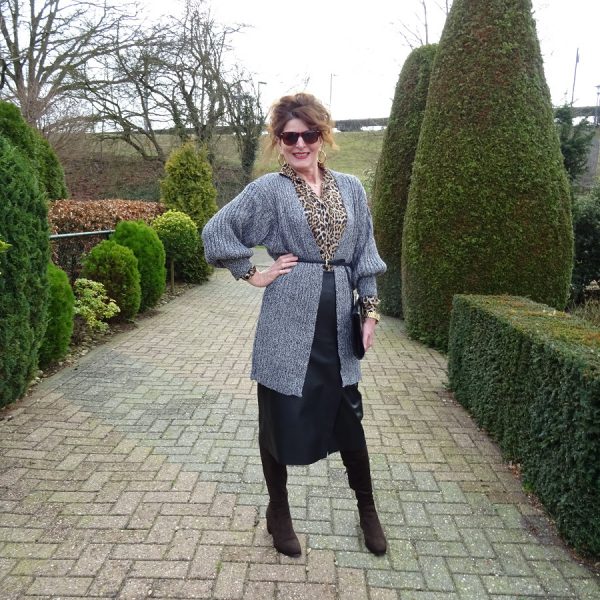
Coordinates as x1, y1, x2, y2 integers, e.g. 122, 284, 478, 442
281, 132, 300, 145
303, 131, 320, 144
280, 131, 320, 145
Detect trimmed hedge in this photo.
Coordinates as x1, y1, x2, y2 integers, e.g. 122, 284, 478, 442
372, 44, 437, 318
82, 240, 141, 321
49, 199, 165, 280
39, 263, 75, 368
0, 135, 49, 407
402, 0, 573, 351
448, 294, 600, 557
112, 220, 166, 311
49, 199, 165, 234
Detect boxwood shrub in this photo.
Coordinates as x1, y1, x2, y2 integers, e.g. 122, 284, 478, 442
112, 220, 166, 311
152, 210, 202, 289
448, 294, 600, 556
82, 240, 141, 320
39, 263, 75, 368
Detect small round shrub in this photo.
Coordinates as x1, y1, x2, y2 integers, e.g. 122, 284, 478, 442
39, 263, 75, 369
177, 237, 211, 284
73, 278, 120, 341
82, 240, 141, 320
571, 186, 600, 303
112, 220, 166, 311
152, 210, 202, 286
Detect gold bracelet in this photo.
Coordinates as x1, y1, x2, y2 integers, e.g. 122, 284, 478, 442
365, 310, 380, 323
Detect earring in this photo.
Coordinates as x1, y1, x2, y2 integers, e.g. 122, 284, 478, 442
278, 152, 286, 167
318, 148, 327, 165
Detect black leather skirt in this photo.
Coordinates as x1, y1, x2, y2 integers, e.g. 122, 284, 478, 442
257, 271, 366, 465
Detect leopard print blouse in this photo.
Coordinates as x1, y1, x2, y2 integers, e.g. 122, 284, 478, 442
281, 163, 380, 317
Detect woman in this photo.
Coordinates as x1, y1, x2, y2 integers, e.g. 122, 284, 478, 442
202, 93, 387, 557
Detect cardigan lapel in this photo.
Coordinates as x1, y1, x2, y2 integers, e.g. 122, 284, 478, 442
277, 173, 324, 259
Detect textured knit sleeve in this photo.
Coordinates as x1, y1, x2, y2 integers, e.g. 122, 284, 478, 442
351, 177, 387, 297
201, 181, 273, 279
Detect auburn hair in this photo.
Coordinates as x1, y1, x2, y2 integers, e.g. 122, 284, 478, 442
267, 93, 337, 151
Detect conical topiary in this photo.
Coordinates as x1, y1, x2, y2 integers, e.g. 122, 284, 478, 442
372, 44, 437, 318
0, 135, 50, 406
402, 0, 573, 350
0, 101, 67, 200
161, 142, 218, 231
160, 142, 217, 283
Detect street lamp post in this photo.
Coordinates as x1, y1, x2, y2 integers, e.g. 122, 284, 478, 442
595, 84, 600, 127
329, 73, 336, 115
258, 81, 267, 108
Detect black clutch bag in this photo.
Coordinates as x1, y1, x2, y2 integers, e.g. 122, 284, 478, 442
351, 294, 365, 360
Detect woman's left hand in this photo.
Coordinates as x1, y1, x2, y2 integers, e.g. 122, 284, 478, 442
362, 317, 377, 353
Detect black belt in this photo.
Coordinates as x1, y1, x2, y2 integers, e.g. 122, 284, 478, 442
295, 258, 351, 269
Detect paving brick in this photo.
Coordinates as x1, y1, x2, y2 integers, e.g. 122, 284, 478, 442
1, 251, 599, 600
214, 562, 247, 599
243, 581, 276, 599
26, 575, 93, 596
88, 559, 131, 597
248, 564, 306, 583
277, 582, 336, 600
306, 549, 336, 583
189, 545, 222, 579
338, 567, 368, 600
130, 559, 188, 578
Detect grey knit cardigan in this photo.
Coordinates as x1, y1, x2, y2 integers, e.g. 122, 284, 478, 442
201, 170, 386, 396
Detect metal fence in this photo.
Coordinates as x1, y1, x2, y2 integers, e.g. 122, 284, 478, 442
49, 230, 115, 281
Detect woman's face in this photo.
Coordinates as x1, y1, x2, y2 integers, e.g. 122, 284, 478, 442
278, 118, 322, 175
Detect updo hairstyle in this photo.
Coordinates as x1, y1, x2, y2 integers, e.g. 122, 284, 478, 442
267, 93, 337, 152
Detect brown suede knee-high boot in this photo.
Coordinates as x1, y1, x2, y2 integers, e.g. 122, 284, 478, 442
259, 444, 301, 557
341, 446, 387, 555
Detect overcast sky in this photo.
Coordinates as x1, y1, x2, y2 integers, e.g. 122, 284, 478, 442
151, 0, 600, 120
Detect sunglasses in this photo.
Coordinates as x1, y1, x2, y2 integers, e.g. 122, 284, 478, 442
279, 130, 321, 146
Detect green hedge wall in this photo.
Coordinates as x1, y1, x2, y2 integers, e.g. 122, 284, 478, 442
402, 0, 573, 351
448, 294, 600, 557
372, 44, 437, 318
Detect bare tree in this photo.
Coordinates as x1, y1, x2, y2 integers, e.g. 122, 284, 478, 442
78, 1, 246, 162
225, 77, 266, 183
0, 0, 138, 129
397, 0, 453, 49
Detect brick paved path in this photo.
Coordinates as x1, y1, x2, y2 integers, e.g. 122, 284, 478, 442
1, 248, 599, 599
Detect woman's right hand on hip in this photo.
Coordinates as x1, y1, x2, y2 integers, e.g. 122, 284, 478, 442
246, 253, 298, 288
